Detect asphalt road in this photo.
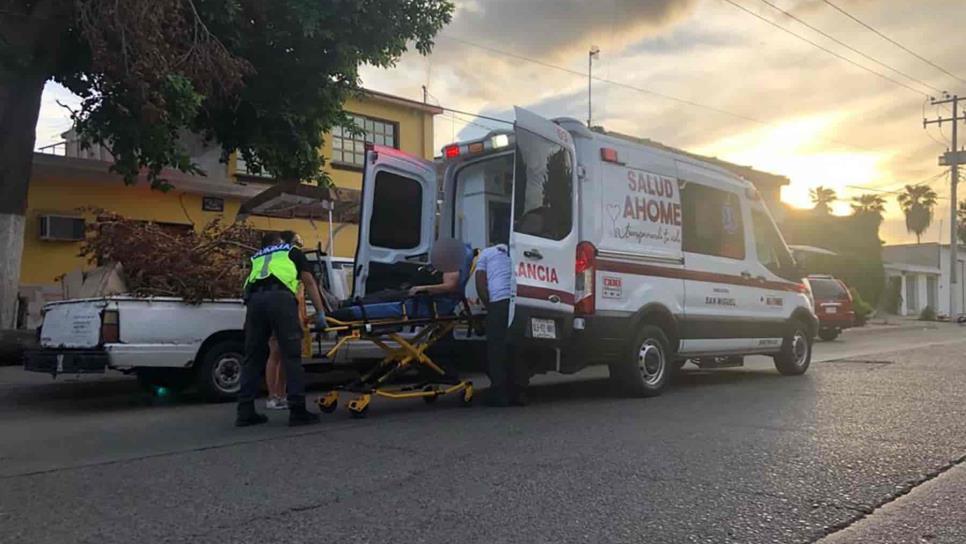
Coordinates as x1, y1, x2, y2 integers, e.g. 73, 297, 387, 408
1, 323, 965, 543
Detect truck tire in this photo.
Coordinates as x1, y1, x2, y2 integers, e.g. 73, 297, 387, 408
196, 340, 245, 402
609, 324, 672, 397
773, 320, 812, 375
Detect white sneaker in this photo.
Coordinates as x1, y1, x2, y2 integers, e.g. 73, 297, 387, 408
265, 398, 288, 410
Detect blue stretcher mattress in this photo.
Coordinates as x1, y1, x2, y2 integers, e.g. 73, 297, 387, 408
330, 243, 473, 323
330, 297, 458, 321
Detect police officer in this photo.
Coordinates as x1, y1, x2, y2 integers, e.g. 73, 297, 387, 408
236, 232, 328, 427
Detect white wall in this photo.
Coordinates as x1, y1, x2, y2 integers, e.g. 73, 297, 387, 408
938, 250, 966, 317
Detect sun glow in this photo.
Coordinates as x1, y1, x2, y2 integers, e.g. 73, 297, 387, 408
695, 114, 886, 215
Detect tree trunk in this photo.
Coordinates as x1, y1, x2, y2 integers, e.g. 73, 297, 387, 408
0, 74, 46, 329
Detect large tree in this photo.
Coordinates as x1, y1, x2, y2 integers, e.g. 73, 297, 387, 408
0, 0, 453, 328
897, 184, 939, 244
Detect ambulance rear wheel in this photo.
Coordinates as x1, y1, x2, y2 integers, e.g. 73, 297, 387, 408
610, 325, 671, 398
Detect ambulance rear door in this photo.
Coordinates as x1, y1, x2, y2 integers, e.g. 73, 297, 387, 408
510, 107, 579, 339
353, 145, 437, 297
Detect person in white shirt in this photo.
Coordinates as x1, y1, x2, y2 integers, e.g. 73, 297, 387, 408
475, 237, 527, 406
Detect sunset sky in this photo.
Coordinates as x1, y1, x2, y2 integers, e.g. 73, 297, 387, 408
35, 0, 966, 244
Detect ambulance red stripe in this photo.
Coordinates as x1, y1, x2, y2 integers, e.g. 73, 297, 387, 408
596, 259, 804, 293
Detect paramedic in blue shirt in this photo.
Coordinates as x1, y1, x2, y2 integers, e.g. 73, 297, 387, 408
475, 240, 528, 406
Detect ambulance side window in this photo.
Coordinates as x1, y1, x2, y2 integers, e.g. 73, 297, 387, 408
369, 171, 422, 249
752, 209, 797, 279
513, 130, 573, 240
680, 183, 745, 260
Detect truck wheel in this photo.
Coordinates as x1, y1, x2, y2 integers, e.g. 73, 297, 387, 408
196, 340, 245, 402
818, 328, 840, 342
773, 320, 812, 375
609, 325, 671, 397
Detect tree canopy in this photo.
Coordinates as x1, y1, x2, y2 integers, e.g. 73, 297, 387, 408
809, 185, 837, 214
850, 193, 886, 219
897, 184, 939, 244
4, 0, 454, 188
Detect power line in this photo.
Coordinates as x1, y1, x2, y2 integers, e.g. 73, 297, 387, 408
755, 0, 941, 94
820, 0, 966, 86
438, 34, 879, 153
439, 105, 513, 126
721, 0, 928, 97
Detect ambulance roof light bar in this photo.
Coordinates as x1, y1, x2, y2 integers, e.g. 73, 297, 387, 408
442, 132, 514, 160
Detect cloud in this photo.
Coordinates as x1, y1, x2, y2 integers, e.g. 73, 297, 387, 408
448, 0, 701, 60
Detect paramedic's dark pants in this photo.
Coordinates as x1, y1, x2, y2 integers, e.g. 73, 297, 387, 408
239, 288, 306, 407
485, 299, 525, 399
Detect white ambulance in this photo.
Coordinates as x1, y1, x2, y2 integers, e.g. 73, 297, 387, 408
353, 107, 817, 397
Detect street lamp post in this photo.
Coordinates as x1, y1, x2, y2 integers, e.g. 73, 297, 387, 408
588, 46, 600, 128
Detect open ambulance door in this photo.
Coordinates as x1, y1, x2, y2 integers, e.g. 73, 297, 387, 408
510, 107, 580, 336
353, 145, 438, 298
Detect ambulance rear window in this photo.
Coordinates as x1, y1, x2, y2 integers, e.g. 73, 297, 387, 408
513, 130, 573, 241
369, 171, 422, 249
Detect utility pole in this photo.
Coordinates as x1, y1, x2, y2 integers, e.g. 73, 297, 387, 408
925, 93, 966, 318
588, 46, 600, 128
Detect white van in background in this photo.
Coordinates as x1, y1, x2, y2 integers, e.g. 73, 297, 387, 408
352, 107, 817, 397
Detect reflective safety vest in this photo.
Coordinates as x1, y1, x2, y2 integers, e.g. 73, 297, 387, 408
245, 243, 298, 294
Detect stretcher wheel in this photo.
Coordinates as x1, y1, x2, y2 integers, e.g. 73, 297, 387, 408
461, 384, 474, 406
317, 392, 339, 414
348, 395, 370, 418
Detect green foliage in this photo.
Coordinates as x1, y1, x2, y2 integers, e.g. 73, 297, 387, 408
919, 305, 937, 322
809, 185, 837, 214
782, 208, 885, 306
851, 193, 886, 218
897, 184, 939, 244
849, 287, 873, 326
11, 0, 454, 188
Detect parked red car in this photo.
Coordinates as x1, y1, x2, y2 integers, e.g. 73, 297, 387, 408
805, 275, 855, 341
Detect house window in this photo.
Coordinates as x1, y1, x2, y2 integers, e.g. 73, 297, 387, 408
331, 113, 398, 168
235, 154, 272, 179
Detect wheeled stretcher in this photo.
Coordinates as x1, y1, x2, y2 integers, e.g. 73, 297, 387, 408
312, 243, 480, 417
312, 294, 477, 417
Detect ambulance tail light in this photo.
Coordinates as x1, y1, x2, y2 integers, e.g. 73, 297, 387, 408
575, 241, 597, 315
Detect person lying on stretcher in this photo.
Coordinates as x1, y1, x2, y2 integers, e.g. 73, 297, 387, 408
407, 237, 469, 299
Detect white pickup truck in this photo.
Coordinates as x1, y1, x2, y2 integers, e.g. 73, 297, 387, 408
24, 254, 373, 401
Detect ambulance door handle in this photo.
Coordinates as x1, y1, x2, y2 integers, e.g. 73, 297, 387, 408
740, 271, 753, 279
523, 249, 543, 260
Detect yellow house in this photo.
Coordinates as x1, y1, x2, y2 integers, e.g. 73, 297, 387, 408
19, 89, 441, 326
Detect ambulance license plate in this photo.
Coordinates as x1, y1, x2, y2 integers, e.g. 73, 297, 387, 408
531, 318, 556, 339
826, 307, 838, 314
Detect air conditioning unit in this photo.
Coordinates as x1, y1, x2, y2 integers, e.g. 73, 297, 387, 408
39, 215, 86, 241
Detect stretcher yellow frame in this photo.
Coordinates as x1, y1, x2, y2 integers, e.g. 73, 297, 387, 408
312, 297, 477, 417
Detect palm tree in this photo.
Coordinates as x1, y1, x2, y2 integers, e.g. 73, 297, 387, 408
809, 185, 837, 214
850, 193, 887, 217
897, 184, 939, 244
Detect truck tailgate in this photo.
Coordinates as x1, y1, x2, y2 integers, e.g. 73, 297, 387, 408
40, 300, 107, 349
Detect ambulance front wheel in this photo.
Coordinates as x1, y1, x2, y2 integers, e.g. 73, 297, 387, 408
610, 325, 671, 398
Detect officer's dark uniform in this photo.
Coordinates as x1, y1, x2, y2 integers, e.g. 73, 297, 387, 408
236, 242, 317, 426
